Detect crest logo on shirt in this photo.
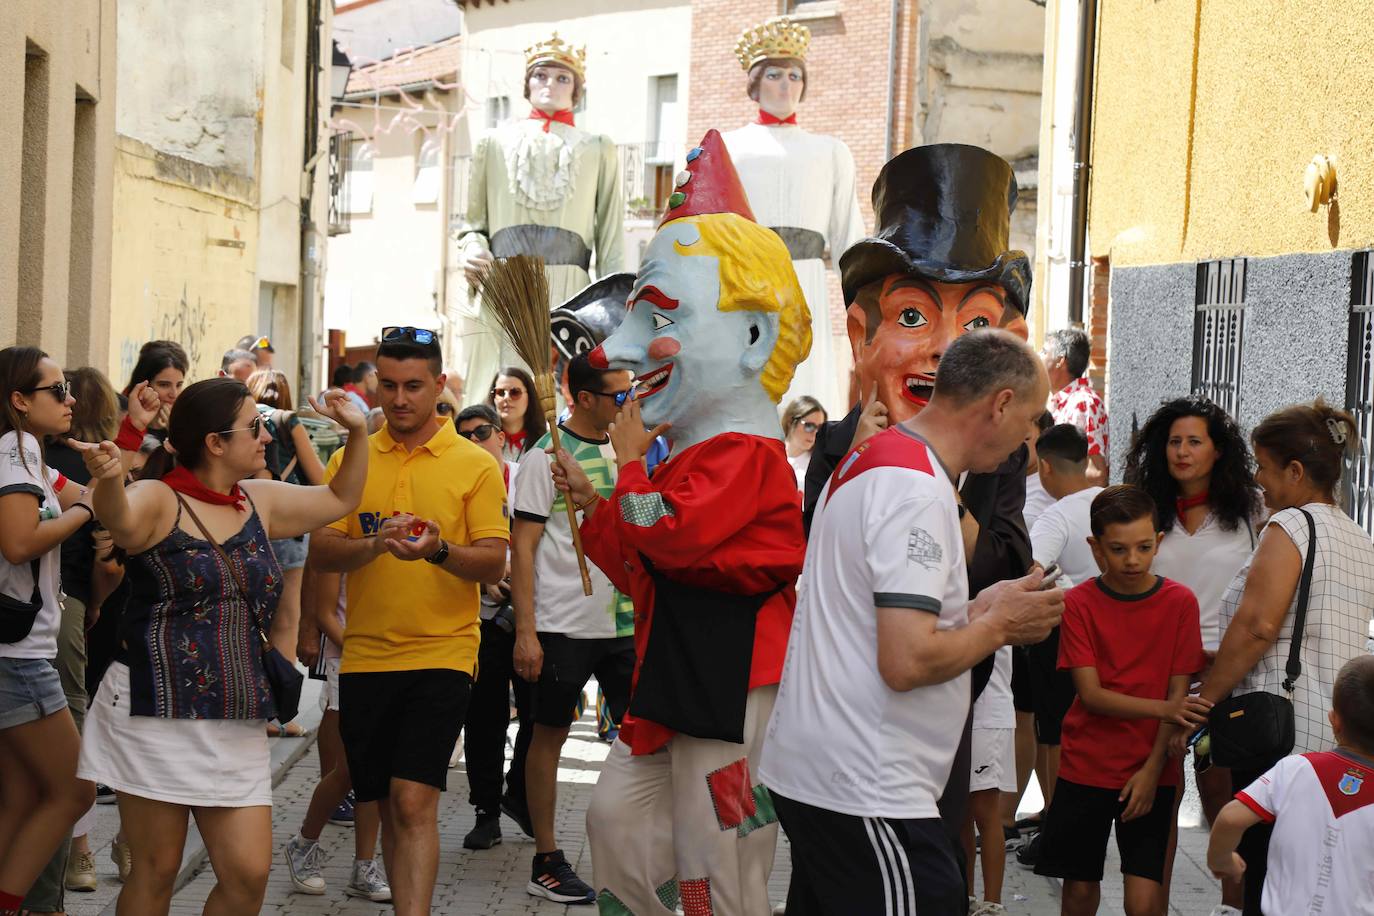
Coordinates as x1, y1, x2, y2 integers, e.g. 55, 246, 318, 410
836, 441, 870, 481
907, 526, 942, 570
1338, 769, 1365, 796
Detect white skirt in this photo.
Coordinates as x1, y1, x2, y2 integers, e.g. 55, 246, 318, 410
77, 662, 272, 807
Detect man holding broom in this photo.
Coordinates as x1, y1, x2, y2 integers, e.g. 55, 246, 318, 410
505, 352, 637, 903
549, 129, 811, 915
309, 327, 510, 916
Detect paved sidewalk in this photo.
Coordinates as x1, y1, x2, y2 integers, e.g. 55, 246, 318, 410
70, 687, 1227, 915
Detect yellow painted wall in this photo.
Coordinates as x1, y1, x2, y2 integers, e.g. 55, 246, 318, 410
1089, 0, 1374, 267
108, 136, 259, 385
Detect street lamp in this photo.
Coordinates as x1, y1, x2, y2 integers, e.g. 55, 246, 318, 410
331, 40, 351, 100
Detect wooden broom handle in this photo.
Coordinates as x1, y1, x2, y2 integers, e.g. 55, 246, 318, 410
546, 421, 594, 597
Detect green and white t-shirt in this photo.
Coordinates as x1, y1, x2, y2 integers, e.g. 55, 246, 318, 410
512, 425, 634, 638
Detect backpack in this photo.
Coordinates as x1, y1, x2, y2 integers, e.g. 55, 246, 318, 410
258, 406, 302, 484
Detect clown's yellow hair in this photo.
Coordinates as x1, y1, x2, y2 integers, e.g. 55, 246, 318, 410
669, 213, 811, 402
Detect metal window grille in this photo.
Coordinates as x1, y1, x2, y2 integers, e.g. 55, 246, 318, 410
1345, 252, 1374, 535
1191, 259, 1247, 419
327, 132, 351, 236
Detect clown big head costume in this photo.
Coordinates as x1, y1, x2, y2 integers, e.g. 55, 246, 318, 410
578, 131, 809, 915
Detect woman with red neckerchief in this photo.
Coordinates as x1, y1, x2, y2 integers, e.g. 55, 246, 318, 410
74, 378, 369, 916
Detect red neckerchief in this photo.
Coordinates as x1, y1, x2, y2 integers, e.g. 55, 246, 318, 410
507, 429, 528, 454
1176, 490, 1209, 519
756, 110, 798, 126
163, 465, 247, 513
529, 108, 575, 133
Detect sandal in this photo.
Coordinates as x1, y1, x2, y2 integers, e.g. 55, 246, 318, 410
266, 721, 308, 738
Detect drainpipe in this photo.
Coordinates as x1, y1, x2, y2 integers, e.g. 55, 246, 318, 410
884, 0, 901, 159
1067, 0, 1099, 325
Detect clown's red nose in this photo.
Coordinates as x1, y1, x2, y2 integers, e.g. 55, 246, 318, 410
588, 344, 609, 370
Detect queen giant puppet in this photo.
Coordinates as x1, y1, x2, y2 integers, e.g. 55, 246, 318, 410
550, 131, 809, 915
454, 33, 625, 394
722, 16, 865, 415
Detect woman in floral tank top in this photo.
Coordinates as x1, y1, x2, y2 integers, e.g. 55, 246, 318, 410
75, 378, 369, 915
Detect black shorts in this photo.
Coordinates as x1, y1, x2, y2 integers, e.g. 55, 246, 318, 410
531, 633, 635, 729
338, 668, 472, 802
773, 791, 966, 915
1034, 778, 1176, 883
1028, 626, 1075, 745
1011, 644, 1034, 714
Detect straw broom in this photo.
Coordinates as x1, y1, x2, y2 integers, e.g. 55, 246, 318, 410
478, 255, 594, 596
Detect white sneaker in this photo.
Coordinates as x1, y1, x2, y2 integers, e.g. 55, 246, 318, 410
972, 903, 1008, 916
1209, 907, 1243, 916
345, 857, 392, 902
283, 834, 325, 895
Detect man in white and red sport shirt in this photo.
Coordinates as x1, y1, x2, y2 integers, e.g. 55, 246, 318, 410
1043, 328, 1108, 484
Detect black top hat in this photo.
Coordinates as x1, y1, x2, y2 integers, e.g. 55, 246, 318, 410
550, 272, 635, 361
839, 144, 1030, 313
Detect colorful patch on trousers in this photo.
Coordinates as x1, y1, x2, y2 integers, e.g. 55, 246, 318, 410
736, 783, 778, 837
596, 888, 634, 916
679, 876, 713, 916
655, 877, 680, 910
705, 758, 756, 830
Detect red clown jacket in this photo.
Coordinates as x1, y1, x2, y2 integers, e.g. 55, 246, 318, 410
580, 432, 805, 756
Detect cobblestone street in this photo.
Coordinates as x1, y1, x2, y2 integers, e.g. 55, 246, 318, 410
59, 681, 1225, 915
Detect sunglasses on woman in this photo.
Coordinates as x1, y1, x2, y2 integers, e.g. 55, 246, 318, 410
491, 387, 525, 400
217, 416, 266, 438
458, 423, 497, 442
793, 419, 820, 434
436, 403, 456, 416
22, 382, 71, 402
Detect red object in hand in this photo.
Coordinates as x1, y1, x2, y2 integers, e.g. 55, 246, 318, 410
411, 521, 428, 537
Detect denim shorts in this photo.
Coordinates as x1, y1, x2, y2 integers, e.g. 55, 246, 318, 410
271, 534, 309, 570
0, 656, 68, 730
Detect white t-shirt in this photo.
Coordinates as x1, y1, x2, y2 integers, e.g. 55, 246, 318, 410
0, 431, 65, 659
478, 460, 520, 623
973, 646, 1015, 729
761, 425, 970, 820
1154, 513, 1255, 651
512, 427, 631, 639
1023, 471, 1054, 532
1030, 486, 1104, 588
1236, 750, 1374, 915
787, 450, 809, 492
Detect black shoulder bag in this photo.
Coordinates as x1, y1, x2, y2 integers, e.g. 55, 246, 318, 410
174, 493, 304, 723
0, 557, 43, 643
1207, 508, 1316, 771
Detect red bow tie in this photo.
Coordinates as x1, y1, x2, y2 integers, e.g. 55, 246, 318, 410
756, 110, 798, 126
529, 108, 576, 132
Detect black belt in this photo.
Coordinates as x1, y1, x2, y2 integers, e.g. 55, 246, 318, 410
769, 226, 826, 261
490, 225, 591, 270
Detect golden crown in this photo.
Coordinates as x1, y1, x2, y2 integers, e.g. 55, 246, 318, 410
524, 32, 586, 81
734, 16, 810, 71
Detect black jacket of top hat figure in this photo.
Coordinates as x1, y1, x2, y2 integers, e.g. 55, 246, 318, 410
838, 142, 1030, 312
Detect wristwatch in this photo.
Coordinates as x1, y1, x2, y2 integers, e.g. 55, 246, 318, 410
425, 539, 450, 565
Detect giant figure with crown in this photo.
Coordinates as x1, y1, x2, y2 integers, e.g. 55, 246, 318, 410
723, 16, 865, 416
551, 131, 809, 915
454, 34, 625, 395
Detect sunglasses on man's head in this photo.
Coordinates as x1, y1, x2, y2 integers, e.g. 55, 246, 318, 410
793, 419, 820, 434
251, 336, 272, 350
22, 382, 70, 402
458, 423, 497, 442
382, 326, 438, 347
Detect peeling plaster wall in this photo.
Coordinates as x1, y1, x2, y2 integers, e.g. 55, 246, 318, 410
115, 0, 265, 178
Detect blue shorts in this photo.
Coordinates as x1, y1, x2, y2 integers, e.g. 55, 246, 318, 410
271, 534, 309, 570
0, 656, 68, 730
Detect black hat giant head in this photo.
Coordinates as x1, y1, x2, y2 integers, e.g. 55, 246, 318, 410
839, 144, 1030, 313
550, 272, 635, 361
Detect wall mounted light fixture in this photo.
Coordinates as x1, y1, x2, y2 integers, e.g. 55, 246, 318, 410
1305, 154, 1337, 212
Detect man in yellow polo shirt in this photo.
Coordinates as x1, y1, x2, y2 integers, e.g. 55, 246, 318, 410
309, 327, 508, 916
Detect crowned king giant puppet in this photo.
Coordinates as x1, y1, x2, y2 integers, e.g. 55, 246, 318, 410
803, 143, 1035, 846
555, 130, 809, 915
455, 34, 625, 396
722, 16, 865, 416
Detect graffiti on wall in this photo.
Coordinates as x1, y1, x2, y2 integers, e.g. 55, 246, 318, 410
117, 283, 211, 382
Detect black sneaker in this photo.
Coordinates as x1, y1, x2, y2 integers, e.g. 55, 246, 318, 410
502, 793, 534, 838
1003, 824, 1022, 850
527, 850, 595, 905
463, 810, 503, 850
95, 783, 117, 805
1015, 831, 1041, 869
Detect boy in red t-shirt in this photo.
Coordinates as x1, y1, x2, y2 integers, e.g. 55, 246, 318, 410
1034, 485, 1207, 916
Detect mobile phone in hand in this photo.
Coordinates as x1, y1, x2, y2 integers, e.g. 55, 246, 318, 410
1038, 562, 1061, 589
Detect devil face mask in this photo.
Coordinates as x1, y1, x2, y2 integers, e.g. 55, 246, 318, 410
848, 273, 1029, 424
